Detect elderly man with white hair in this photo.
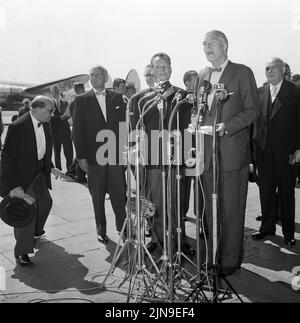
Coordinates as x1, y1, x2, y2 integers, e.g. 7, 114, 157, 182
252, 57, 300, 247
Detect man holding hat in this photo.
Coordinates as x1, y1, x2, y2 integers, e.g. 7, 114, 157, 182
1, 95, 62, 266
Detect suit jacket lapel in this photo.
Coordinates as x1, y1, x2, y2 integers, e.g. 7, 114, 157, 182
261, 85, 270, 119
210, 61, 235, 112
271, 81, 287, 119
89, 90, 107, 124
26, 115, 38, 161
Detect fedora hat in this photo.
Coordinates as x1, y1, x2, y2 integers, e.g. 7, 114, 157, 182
0, 196, 35, 228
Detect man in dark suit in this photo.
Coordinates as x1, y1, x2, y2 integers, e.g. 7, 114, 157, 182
1, 96, 62, 266
131, 53, 195, 256
73, 65, 127, 244
62, 82, 87, 183
252, 58, 300, 246
18, 98, 31, 118
50, 85, 73, 171
197, 30, 259, 276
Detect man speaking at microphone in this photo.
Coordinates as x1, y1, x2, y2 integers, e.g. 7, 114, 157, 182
197, 30, 259, 276
131, 52, 194, 256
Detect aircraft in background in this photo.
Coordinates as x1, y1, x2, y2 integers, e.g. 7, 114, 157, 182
0, 69, 140, 111
0, 74, 90, 111
0, 69, 140, 124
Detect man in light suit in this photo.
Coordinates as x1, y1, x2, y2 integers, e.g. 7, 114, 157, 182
1, 96, 61, 266
198, 30, 259, 276
72, 65, 127, 244
252, 58, 300, 246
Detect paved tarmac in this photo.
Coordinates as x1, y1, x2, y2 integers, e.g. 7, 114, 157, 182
0, 167, 300, 303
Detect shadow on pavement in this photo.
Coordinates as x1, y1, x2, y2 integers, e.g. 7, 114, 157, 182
11, 241, 99, 296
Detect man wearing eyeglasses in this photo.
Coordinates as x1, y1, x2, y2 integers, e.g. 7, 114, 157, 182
252, 58, 300, 247
1, 96, 62, 266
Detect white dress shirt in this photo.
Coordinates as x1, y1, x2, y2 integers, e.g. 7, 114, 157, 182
270, 80, 283, 103
93, 88, 107, 121
30, 112, 46, 160
207, 59, 229, 110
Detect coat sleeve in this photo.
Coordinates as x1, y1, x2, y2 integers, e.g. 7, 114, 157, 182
72, 96, 87, 160
1, 124, 21, 192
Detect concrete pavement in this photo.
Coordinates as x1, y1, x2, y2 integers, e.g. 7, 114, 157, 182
1, 173, 300, 303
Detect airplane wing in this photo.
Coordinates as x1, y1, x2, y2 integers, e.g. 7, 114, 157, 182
24, 74, 90, 96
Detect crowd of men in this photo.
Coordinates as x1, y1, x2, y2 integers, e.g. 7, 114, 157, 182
1, 29, 300, 278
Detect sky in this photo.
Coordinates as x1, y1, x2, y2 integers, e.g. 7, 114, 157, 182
0, 0, 299, 89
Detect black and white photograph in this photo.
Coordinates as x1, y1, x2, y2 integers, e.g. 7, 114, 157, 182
0, 0, 300, 306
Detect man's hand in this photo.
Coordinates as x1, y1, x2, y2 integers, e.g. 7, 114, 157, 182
290, 150, 300, 164
9, 187, 25, 199
216, 123, 226, 137
78, 159, 88, 173
51, 168, 64, 180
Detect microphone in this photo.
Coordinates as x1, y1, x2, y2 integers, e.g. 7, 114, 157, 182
187, 80, 211, 134
214, 83, 233, 103
173, 89, 187, 103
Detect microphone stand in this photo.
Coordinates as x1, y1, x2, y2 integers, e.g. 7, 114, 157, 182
209, 100, 243, 303
167, 98, 197, 298
184, 102, 209, 303
127, 95, 169, 302
100, 96, 136, 292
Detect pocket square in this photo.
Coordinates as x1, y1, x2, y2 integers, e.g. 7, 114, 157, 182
115, 106, 120, 110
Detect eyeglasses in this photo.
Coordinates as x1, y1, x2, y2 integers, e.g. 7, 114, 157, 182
44, 107, 55, 114
265, 66, 280, 72
145, 74, 154, 77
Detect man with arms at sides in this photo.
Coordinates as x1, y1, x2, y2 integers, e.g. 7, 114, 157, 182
1, 96, 62, 266
50, 85, 73, 172
73, 66, 127, 244
252, 58, 300, 246
197, 30, 259, 276
131, 53, 195, 256
62, 82, 87, 183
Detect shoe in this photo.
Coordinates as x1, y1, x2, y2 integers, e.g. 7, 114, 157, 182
252, 231, 275, 240
15, 254, 33, 267
284, 238, 296, 246
181, 243, 195, 256
34, 230, 45, 239
146, 241, 158, 253
97, 234, 109, 244
256, 216, 262, 221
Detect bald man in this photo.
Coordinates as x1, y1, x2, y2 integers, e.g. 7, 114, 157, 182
73, 66, 127, 244
1, 96, 62, 266
252, 58, 300, 246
